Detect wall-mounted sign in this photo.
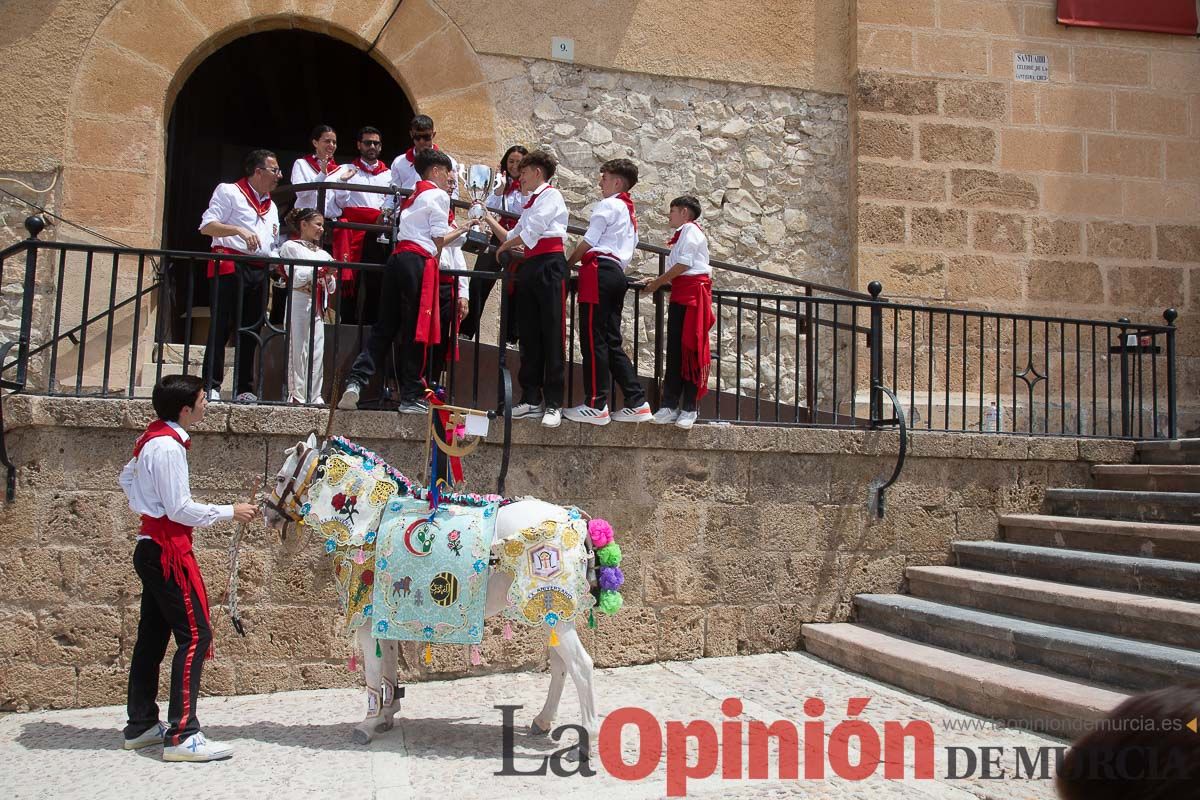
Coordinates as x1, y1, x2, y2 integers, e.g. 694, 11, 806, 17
1014, 53, 1050, 83
551, 37, 575, 63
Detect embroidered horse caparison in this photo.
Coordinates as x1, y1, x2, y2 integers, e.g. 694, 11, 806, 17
262, 434, 601, 756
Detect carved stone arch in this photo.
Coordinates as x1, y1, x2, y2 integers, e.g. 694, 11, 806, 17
62, 0, 499, 245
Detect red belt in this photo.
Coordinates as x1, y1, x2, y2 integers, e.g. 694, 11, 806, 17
394, 240, 442, 346
526, 237, 565, 257
139, 514, 212, 638
207, 246, 264, 279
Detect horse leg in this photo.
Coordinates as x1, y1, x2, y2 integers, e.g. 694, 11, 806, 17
380, 639, 402, 725
351, 624, 390, 745
551, 622, 598, 761
530, 641, 568, 736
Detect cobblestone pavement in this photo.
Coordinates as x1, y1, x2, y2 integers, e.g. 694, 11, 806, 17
1, 652, 1064, 800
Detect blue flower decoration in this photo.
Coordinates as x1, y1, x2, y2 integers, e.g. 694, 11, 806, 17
423, 626, 434, 639
377, 557, 388, 571
324, 539, 336, 553
468, 624, 480, 638
473, 559, 486, 574
389, 500, 403, 512
302, 503, 312, 516
364, 460, 375, 470
483, 505, 496, 518
363, 604, 373, 617
568, 507, 581, 520
545, 612, 559, 627
376, 619, 389, 634
365, 531, 377, 544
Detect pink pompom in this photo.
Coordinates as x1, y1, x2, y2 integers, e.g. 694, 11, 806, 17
588, 518, 615, 548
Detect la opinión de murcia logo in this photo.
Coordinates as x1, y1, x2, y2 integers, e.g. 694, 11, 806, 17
494, 699, 1200, 796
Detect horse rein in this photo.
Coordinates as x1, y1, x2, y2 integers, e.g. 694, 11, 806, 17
263, 441, 322, 527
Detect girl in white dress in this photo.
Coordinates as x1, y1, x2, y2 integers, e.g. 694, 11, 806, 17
279, 207, 336, 404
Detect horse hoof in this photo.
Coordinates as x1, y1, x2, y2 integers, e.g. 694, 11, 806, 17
377, 719, 394, 733
529, 720, 551, 737
351, 727, 373, 745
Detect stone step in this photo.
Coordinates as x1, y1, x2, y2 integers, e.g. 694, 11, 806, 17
998, 513, 1200, 563
906, 566, 1200, 649
1044, 487, 1200, 525
1136, 438, 1200, 465
801, 623, 1127, 735
853, 594, 1200, 692
953, 541, 1200, 601
1091, 464, 1200, 492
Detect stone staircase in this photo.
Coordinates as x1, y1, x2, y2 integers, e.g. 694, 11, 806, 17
802, 438, 1200, 734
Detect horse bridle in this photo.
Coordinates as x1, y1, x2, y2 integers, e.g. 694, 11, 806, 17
264, 440, 322, 529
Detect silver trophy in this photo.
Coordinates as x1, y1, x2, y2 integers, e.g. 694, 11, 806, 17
461, 164, 494, 255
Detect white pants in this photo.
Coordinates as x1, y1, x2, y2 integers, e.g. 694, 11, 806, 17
288, 288, 324, 403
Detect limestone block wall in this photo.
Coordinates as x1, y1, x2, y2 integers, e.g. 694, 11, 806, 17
0, 396, 1130, 711
852, 0, 1200, 425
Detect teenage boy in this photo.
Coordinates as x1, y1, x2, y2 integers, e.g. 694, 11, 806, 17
120, 374, 258, 760
640, 195, 714, 431
563, 158, 651, 426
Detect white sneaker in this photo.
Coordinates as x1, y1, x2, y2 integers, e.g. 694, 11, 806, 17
511, 402, 544, 419
651, 407, 679, 425
675, 410, 698, 430
123, 721, 167, 750
338, 382, 362, 410
234, 392, 258, 403
162, 731, 233, 762
541, 408, 562, 428
563, 404, 610, 426
612, 402, 652, 423
206, 389, 221, 403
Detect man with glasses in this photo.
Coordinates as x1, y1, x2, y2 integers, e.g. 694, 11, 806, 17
326, 126, 393, 310
198, 148, 281, 403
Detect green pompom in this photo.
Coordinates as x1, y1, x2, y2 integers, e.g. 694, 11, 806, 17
598, 590, 623, 615
596, 542, 622, 567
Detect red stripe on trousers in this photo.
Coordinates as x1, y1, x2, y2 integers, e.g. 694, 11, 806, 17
586, 304, 598, 408
174, 584, 202, 746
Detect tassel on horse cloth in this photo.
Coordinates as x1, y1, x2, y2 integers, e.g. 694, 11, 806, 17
549, 628, 559, 647
470, 645, 483, 666
424, 643, 433, 666
502, 620, 513, 640
348, 654, 358, 672
588, 609, 596, 629
376, 639, 382, 658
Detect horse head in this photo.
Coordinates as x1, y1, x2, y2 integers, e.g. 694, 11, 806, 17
263, 432, 321, 532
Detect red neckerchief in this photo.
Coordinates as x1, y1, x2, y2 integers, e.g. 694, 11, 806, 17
404, 144, 439, 164
304, 154, 336, 174
234, 178, 271, 218
399, 179, 437, 214
615, 192, 637, 232
133, 419, 189, 455
668, 221, 701, 246
353, 157, 388, 176
523, 185, 551, 209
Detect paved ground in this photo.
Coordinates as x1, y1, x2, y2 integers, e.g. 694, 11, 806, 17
1, 652, 1065, 800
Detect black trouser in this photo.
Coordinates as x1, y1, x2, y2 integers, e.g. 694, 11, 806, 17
662, 302, 700, 412
580, 260, 646, 409
514, 252, 566, 409
126, 539, 212, 746
346, 252, 454, 403
203, 264, 267, 396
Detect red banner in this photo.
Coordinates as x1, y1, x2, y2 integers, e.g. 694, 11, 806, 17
1057, 0, 1198, 35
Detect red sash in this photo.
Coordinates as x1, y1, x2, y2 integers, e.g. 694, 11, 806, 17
331, 206, 382, 296
207, 246, 265, 278
394, 240, 442, 348
669, 275, 715, 400
580, 194, 637, 304
132, 422, 213, 640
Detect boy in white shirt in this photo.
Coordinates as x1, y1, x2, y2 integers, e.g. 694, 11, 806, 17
640, 195, 714, 431
486, 150, 569, 428
563, 158, 650, 425
340, 149, 468, 413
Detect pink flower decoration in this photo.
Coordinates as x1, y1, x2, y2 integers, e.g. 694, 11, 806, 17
588, 518, 614, 548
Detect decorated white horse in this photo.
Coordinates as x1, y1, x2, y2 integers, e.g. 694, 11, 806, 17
259, 432, 626, 756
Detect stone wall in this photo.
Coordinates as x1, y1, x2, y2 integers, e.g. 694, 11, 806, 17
0, 396, 1133, 711
853, 0, 1200, 423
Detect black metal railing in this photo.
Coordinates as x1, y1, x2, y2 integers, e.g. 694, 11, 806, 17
0, 211, 1179, 441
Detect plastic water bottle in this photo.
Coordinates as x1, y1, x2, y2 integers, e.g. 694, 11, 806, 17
983, 401, 999, 432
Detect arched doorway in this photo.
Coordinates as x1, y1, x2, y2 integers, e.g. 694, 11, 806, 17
163, 29, 415, 254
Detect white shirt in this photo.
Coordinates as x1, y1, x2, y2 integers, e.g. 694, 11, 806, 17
119, 421, 233, 539
325, 160, 392, 217
508, 184, 568, 250
199, 181, 280, 257
583, 195, 639, 269
391, 149, 460, 192
278, 239, 333, 292
485, 181, 527, 220
290, 157, 339, 210
396, 186, 454, 259
668, 222, 711, 278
